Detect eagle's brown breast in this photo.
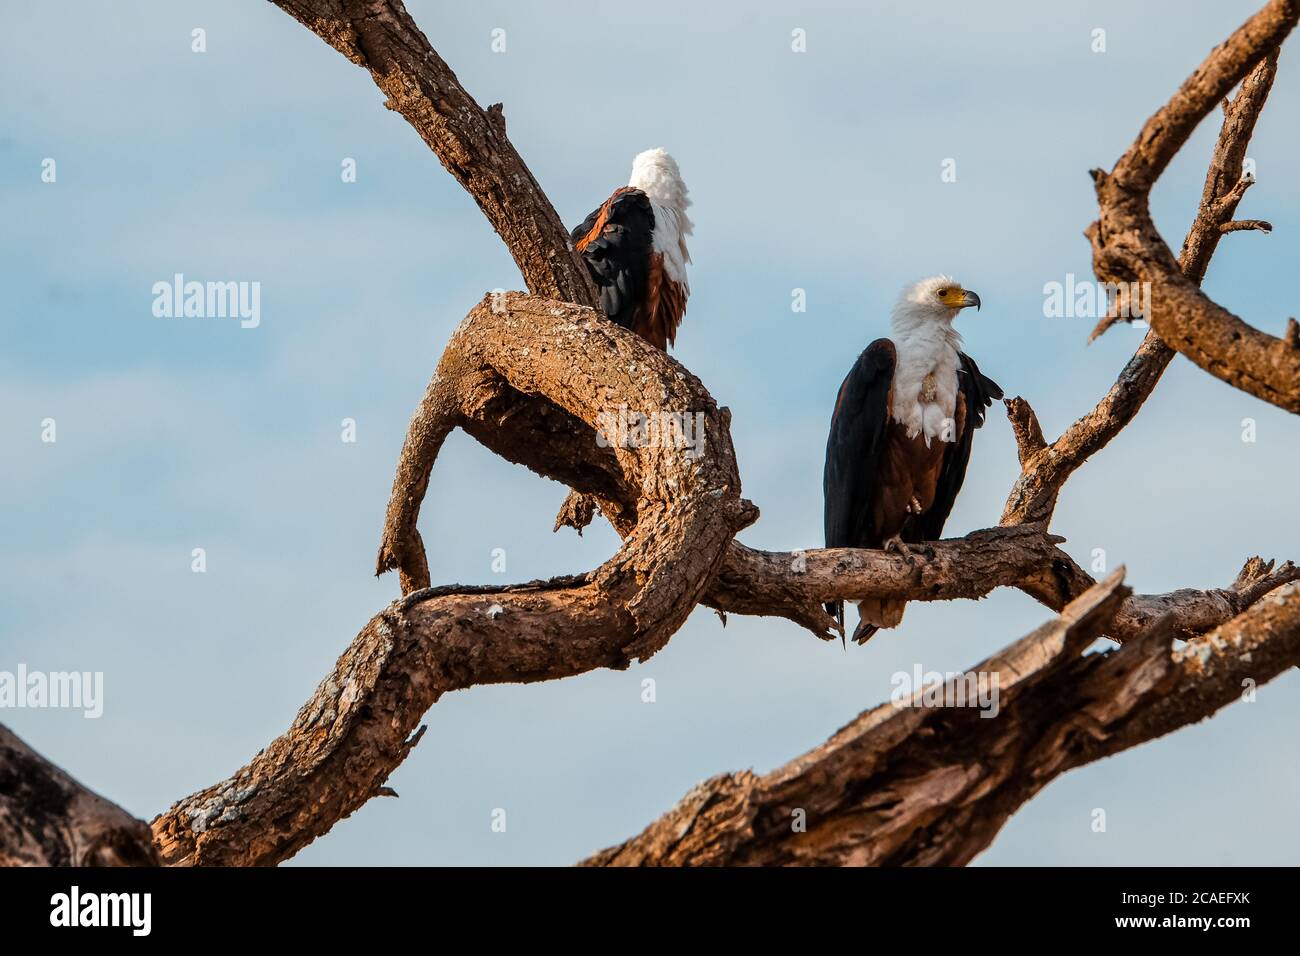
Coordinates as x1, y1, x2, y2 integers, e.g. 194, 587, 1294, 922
870, 388, 967, 541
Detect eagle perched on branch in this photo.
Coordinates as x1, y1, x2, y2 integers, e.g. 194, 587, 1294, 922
824, 276, 1002, 644
571, 148, 692, 350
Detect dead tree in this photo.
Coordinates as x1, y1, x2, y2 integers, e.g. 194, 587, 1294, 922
3, 0, 1299, 868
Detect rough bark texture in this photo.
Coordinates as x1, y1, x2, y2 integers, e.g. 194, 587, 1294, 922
152, 295, 752, 865
706, 527, 1065, 627
3, 0, 1298, 869
0, 727, 158, 867
375, 322, 1295, 647
584, 577, 1300, 866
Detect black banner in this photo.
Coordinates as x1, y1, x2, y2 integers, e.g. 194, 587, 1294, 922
0, 866, 1283, 942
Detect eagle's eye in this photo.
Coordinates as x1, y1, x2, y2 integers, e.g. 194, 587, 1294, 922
935, 288, 949, 298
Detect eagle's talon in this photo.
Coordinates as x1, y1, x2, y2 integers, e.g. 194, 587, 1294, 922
883, 534, 921, 565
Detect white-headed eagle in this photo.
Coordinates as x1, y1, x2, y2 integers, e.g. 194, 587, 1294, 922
824, 276, 1002, 644
571, 148, 692, 351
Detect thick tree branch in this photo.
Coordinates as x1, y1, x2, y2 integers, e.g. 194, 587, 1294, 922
373, 300, 1296, 646
705, 527, 1065, 639
148, 294, 752, 865
372, 293, 1296, 650
6, 549, 1293, 867
1116, 556, 1299, 638
372, 294, 1294, 646
583, 575, 1300, 866
1012, 546, 1297, 644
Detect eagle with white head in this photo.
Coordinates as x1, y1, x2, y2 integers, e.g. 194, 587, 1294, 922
571, 148, 692, 350
823, 276, 1003, 643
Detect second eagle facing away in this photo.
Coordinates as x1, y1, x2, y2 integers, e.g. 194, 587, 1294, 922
824, 276, 1003, 645
572, 148, 692, 351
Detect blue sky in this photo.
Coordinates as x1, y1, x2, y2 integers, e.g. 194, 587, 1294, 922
3, 0, 1298, 865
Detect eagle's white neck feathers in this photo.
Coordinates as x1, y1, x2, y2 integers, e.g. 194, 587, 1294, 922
889, 276, 963, 445
629, 148, 692, 291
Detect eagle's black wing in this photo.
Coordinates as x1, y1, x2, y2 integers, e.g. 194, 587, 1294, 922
571, 188, 655, 331
914, 352, 1003, 542
823, 339, 897, 626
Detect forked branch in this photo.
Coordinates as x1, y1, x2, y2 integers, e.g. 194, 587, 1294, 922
1088, 2, 1300, 411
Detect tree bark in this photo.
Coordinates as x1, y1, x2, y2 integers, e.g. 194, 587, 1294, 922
584, 577, 1300, 866
152, 296, 752, 865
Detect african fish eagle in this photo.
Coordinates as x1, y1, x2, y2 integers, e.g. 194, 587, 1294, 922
824, 276, 1003, 644
571, 148, 692, 351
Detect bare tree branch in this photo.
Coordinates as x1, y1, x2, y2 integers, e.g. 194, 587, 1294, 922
583, 576, 1300, 866
1219, 218, 1273, 233
1117, 556, 1299, 638
11, 554, 1292, 868
1088, 4, 1300, 412
1005, 49, 1286, 528
149, 294, 752, 865
368, 298, 1294, 647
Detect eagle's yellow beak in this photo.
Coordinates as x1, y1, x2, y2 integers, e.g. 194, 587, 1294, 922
939, 287, 981, 311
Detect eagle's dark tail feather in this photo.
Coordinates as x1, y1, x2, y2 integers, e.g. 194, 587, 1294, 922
826, 602, 897, 644
826, 601, 846, 648
825, 601, 842, 627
